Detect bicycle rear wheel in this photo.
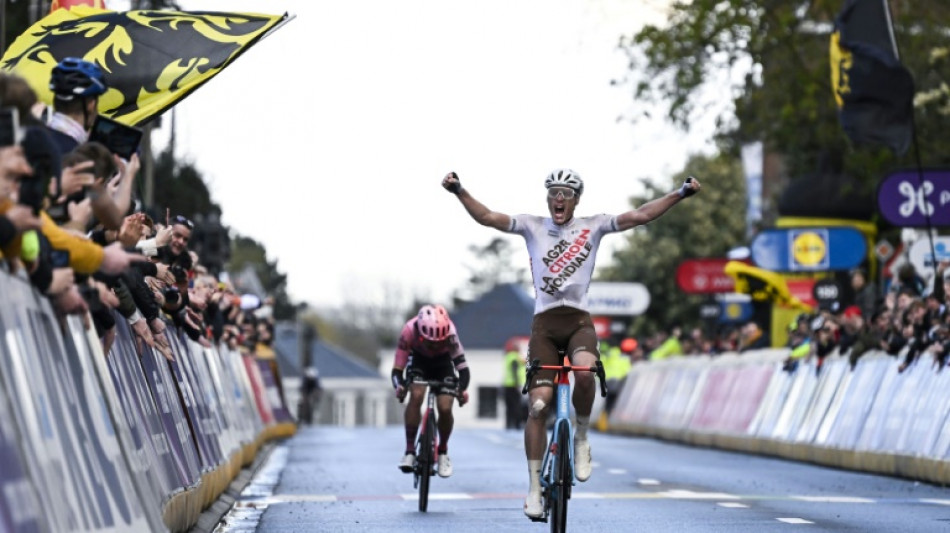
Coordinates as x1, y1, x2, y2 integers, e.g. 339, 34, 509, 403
416, 409, 436, 512
551, 422, 571, 533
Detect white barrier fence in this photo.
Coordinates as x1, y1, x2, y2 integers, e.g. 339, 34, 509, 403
608, 348, 950, 485
0, 270, 295, 533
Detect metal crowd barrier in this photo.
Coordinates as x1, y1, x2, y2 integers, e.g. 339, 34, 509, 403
608, 347, 950, 485
0, 270, 295, 532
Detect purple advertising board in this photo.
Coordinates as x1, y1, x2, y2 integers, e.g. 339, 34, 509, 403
878, 169, 950, 227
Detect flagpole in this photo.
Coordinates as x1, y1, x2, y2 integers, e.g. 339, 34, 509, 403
887, 0, 939, 285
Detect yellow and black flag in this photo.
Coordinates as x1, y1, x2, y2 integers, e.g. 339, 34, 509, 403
1, 6, 289, 126
829, 0, 913, 156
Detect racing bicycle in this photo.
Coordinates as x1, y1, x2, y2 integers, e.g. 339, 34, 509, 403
524, 355, 607, 532
402, 375, 459, 512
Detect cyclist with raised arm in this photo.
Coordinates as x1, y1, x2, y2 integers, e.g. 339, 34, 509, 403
392, 304, 470, 478
441, 169, 700, 518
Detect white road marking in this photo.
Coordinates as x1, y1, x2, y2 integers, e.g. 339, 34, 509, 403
777, 518, 814, 524
792, 496, 873, 503
608, 468, 627, 475
921, 499, 950, 506
637, 478, 661, 485
717, 502, 749, 508
659, 489, 741, 500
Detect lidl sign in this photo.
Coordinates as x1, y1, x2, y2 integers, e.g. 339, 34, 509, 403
751, 227, 866, 272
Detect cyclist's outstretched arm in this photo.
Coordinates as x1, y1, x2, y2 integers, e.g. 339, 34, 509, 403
615, 176, 701, 231
442, 172, 511, 231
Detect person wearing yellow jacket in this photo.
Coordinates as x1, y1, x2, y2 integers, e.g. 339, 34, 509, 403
502, 339, 526, 429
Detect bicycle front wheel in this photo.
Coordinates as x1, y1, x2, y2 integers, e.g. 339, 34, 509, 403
417, 410, 436, 512
551, 422, 571, 533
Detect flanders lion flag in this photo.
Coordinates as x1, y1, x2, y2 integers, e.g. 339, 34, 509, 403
1, 7, 290, 126
829, 0, 913, 156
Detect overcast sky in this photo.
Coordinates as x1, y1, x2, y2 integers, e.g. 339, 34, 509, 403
148, 0, 720, 309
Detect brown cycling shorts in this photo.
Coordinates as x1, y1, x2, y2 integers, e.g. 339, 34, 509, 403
526, 306, 600, 390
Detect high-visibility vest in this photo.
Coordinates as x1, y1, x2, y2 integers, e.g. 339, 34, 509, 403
503, 350, 525, 387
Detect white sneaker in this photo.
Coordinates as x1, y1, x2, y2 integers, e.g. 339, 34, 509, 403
437, 454, 453, 477
524, 492, 543, 519
575, 440, 592, 482
398, 453, 415, 473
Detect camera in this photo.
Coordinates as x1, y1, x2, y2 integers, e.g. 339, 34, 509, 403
163, 285, 181, 306
170, 264, 188, 284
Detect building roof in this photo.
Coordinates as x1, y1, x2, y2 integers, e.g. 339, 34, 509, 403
273, 322, 381, 379
451, 283, 534, 349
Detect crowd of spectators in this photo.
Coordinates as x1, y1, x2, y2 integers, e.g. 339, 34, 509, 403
0, 65, 275, 360
633, 260, 950, 377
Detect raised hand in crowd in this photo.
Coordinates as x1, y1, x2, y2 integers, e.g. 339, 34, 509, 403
117, 212, 146, 248
65, 197, 93, 233
154, 224, 173, 248
57, 159, 95, 200
98, 242, 146, 275
153, 262, 177, 285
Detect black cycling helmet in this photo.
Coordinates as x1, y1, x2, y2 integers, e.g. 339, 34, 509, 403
49, 57, 107, 100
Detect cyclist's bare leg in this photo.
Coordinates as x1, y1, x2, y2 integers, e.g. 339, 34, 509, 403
524, 386, 553, 460
435, 394, 455, 452
524, 385, 553, 516
403, 384, 426, 451
571, 350, 597, 422
571, 349, 596, 481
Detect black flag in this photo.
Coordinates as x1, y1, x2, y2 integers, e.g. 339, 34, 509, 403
830, 0, 913, 156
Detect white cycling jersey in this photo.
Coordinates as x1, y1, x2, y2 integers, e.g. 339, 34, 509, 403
505, 213, 621, 314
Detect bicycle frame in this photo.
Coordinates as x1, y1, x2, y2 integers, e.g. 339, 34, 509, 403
524, 355, 606, 531
409, 376, 457, 512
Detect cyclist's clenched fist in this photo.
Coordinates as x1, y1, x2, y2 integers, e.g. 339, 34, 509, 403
441, 172, 461, 194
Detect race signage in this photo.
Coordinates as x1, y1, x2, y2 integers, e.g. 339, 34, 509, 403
908, 237, 950, 274
812, 279, 842, 311
784, 278, 818, 307
751, 227, 867, 272
878, 169, 950, 227
587, 282, 650, 316
675, 258, 738, 294
719, 294, 753, 324
699, 303, 721, 320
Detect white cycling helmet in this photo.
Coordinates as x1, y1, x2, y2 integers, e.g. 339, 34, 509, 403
544, 169, 584, 196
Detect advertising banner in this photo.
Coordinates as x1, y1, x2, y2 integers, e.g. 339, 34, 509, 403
107, 321, 182, 498
166, 333, 223, 471
878, 169, 950, 227
751, 227, 867, 272
138, 338, 200, 486
257, 360, 294, 424
908, 236, 950, 274
675, 258, 738, 294
586, 282, 650, 316
0, 345, 44, 533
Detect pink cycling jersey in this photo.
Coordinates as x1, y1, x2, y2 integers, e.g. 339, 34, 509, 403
393, 316, 468, 370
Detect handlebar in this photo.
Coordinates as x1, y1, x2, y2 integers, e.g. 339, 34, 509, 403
522, 358, 608, 397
